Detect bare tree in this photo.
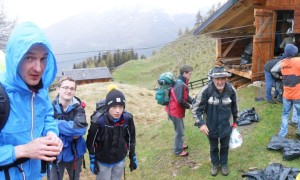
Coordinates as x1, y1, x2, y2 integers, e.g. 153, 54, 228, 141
0, 6, 15, 50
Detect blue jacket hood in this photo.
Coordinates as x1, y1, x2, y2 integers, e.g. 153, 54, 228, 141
0, 22, 59, 179
2, 22, 57, 89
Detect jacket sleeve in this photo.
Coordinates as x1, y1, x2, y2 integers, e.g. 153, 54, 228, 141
56, 120, 87, 137
173, 82, 190, 109
73, 107, 88, 129
56, 106, 88, 137
191, 86, 208, 127
43, 95, 59, 136
271, 61, 281, 79
86, 121, 99, 155
230, 85, 239, 123
127, 114, 136, 158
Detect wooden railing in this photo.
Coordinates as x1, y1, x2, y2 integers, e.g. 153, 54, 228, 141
188, 78, 209, 90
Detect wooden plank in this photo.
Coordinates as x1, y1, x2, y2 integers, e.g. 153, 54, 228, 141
211, 33, 253, 38
216, 39, 222, 58
253, 36, 272, 42
253, 0, 266, 6
294, 10, 300, 33
225, 67, 252, 79
200, 0, 254, 34
229, 76, 251, 88
222, 39, 238, 57
262, 0, 300, 10
255, 16, 272, 36
252, 9, 275, 82
220, 57, 241, 65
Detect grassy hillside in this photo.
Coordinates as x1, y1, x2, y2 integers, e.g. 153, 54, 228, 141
49, 33, 300, 179
113, 34, 216, 89
50, 82, 300, 180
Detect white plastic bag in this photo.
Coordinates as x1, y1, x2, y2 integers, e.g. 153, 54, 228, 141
229, 127, 243, 149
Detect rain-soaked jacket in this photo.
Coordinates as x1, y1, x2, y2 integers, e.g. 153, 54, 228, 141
165, 75, 192, 118
53, 96, 88, 162
0, 22, 58, 179
192, 82, 238, 138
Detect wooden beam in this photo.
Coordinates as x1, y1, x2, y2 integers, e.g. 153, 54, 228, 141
253, 36, 272, 42
253, 0, 266, 5
220, 57, 241, 65
216, 39, 222, 58
222, 39, 238, 57
211, 33, 253, 38
225, 68, 252, 79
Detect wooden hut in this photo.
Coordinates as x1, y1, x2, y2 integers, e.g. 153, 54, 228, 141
193, 0, 300, 85
61, 67, 112, 85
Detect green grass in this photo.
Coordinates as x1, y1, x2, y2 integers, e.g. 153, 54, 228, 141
123, 85, 300, 179
113, 34, 216, 90
51, 33, 300, 179
111, 34, 300, 179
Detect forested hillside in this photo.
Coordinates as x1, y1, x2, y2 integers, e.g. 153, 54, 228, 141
113, 33, 216, 89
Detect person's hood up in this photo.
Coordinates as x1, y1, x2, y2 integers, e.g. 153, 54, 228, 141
284, 44, 298, 58
3, 22, 57, 90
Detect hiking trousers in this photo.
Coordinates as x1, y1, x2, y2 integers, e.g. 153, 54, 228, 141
169, 115, 185, 155
279, 98, 300, 137
208, 135, 230, 166
49, 156, 83, 180
264, 70, 279, 101
96, 160, 125, 180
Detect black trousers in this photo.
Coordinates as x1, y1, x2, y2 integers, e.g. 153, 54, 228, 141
208, 135, 230, 166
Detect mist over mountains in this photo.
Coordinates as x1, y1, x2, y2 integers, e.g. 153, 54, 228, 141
43, 6, 196, 74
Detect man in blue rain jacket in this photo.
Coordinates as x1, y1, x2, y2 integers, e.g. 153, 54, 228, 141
0, 22, 63, 179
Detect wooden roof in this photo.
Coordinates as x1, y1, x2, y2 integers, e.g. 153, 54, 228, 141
62, 67, 112, 81
193, 0, 255, 37
194, 0, 300, 36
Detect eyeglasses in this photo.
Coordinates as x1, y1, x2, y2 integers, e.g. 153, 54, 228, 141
60, 86, 75, 91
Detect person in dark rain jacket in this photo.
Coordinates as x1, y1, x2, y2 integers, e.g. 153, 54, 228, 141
191, 67, 238, 176
87, 87, 138, 180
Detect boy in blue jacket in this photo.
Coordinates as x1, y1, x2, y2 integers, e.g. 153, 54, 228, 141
50, 76, 88, 180
0, 22, 62, 179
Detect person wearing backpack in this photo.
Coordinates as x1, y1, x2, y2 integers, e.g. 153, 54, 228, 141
49, 76, 88, 180
166, 65, 193, 157
191, 67, 238, 176
0, 22, 63, 179
86, 87, 138, 180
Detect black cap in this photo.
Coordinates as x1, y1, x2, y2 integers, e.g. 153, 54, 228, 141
105, 89, 126, 109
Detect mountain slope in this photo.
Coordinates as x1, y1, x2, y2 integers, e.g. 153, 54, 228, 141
44, 6, 196, 73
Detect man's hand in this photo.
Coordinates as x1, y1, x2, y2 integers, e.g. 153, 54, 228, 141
199, 125, 209, 135
15, 133, 63, 162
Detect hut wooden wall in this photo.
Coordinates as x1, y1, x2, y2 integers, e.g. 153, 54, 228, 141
252, 9, 276, 81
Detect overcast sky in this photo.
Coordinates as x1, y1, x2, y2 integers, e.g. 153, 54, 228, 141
2, 0, 227, 28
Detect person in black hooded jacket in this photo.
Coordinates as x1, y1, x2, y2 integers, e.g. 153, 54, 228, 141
86, 87, 137, 180
191, 67, 238, 177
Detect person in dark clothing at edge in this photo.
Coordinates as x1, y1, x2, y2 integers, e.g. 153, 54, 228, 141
191, 67, 238, 176
166, 65, 193, 157
264, 55, 285, 104
50, 76, 88, 180
86, 87, 138, 180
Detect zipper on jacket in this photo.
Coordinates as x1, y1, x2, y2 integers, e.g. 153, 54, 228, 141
19, 163, 26, 180
31, 92, 35, 140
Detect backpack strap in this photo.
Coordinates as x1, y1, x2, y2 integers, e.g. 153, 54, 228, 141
0, 82, 10, 130
0, 83, 31, 179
